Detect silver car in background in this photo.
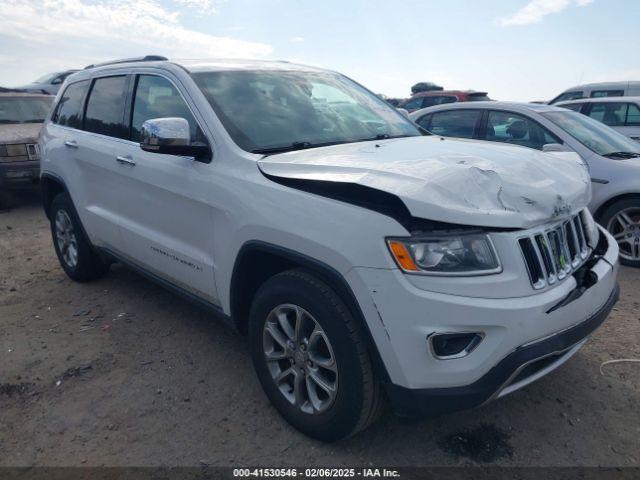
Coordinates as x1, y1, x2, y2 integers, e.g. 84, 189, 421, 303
556, 97, 640, 143
549, 81, 640, 105
410, 102, 640, 266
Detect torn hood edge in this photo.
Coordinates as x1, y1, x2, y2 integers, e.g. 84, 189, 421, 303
257, 136, 592, 230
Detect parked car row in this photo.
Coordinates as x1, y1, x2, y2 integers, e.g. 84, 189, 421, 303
35, 56, 621, 441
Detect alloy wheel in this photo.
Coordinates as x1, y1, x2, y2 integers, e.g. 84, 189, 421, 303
55, 209, 79, 268
606, 207, 640, 262
262, 303, 338, 415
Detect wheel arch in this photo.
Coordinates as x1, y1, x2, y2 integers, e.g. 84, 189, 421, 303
41, 172, 69, 219
230, 241, 390, 383
594, 192, 640, 222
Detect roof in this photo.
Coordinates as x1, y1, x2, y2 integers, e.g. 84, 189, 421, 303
411, 90, 487, 98
557, 96, 640, 105
176, 58, 329, 74
409, 101, 569, 118
565, 81, 640, 90
0, 89, 53, 98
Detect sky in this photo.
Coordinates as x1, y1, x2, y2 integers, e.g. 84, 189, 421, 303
1, 0, 639, 101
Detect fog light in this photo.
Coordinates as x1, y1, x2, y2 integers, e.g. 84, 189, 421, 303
429, 332, 483, 359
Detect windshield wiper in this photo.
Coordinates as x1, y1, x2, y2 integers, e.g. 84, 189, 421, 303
603, 151, 640, 159
252, 140, 348, 155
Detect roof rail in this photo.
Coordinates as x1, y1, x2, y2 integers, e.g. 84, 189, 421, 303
84, 55, 168, 70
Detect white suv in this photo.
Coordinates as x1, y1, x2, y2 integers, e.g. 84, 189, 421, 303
40, 56, 620, 441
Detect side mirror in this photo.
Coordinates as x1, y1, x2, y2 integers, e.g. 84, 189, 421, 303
542, 143, 570, 153
140, 117, 211, 162
396, 108, 410, 119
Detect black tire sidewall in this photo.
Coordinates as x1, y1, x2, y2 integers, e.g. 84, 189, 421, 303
249, 273, 367, 441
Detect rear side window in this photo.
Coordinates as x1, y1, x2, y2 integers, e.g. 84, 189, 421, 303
131, 75, 204, 143
550, 91, 583, 104
415, 113, 432, 130
429, 110, 480, 139
591, 90, 624, 98
54, 80, 89, 129
587, 103, 627, 126
486, 111, 560, 150
84, 76, 128, 139
625, 104, 640, 126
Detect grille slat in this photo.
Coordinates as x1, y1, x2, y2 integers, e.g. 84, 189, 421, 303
520, 212, 592, 290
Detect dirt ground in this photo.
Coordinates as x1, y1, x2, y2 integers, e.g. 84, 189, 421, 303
1, 188, 639, 468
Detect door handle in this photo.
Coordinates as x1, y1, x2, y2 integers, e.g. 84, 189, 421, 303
116, 155, 136, 166
64, 140, 78, 148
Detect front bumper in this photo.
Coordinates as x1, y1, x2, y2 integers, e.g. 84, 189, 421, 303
384, 282, 619, 418
348, 226, 619, 417
0, 160, 40, 184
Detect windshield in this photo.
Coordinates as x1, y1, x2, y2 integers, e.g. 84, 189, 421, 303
0, 97, 54, 124
542, 110, 640, 157
192, 70, 421, 153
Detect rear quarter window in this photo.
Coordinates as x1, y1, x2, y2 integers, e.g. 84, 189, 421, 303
53, 80, 89, 129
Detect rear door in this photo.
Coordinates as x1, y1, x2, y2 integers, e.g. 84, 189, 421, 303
114, 72, 219, 304
70, 74, 131, 250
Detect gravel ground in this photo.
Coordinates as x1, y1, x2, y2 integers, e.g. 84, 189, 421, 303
1, 189, 639, 467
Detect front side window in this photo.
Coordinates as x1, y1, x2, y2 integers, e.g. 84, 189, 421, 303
550, 91, 584, 104
192, 70, 421, 153
588, 103, 627, 126
54, 81, 89, 129
486, 111, 558, 150
0, 97, 53, 124
542, 110, 640, 157
131, 75, 204, 143
84, 76, 128, 139
428, 110, 480, 139
591, 90, 624, 98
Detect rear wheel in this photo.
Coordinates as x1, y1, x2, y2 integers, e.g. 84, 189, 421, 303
50, 192, 110, 281
600, 198, 640, 267
249, 269, 384, 441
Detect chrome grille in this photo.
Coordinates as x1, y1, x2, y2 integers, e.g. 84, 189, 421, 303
519, 212, 591, 290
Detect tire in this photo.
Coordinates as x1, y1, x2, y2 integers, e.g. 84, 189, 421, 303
599, 197, 640, 268
50, 192, 110, 281
249, 269, 384, 441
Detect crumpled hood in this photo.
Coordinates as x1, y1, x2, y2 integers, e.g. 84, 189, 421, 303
0, 123, 42, 144
258, 136, 591, 229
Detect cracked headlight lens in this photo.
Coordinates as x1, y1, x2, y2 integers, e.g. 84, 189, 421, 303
387, 233, 501, 275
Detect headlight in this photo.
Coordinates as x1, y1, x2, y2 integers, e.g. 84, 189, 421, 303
580, 209, 599, 247
387, 233, 501, 275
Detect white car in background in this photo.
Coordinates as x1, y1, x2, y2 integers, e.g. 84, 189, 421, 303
410, 102, 640, 266
556, 97, 640, 143
549, 81, 640, 105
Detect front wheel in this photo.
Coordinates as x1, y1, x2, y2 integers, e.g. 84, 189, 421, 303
600, 198, 640, 267
249, 269, 384, 441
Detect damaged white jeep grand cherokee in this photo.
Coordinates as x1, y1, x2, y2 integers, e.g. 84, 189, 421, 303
40, 57, 620, 441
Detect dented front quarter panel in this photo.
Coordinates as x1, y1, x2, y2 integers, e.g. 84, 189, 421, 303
258, 136, 592, 229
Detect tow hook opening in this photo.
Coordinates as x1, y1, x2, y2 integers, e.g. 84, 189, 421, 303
429, 332, 484, 360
